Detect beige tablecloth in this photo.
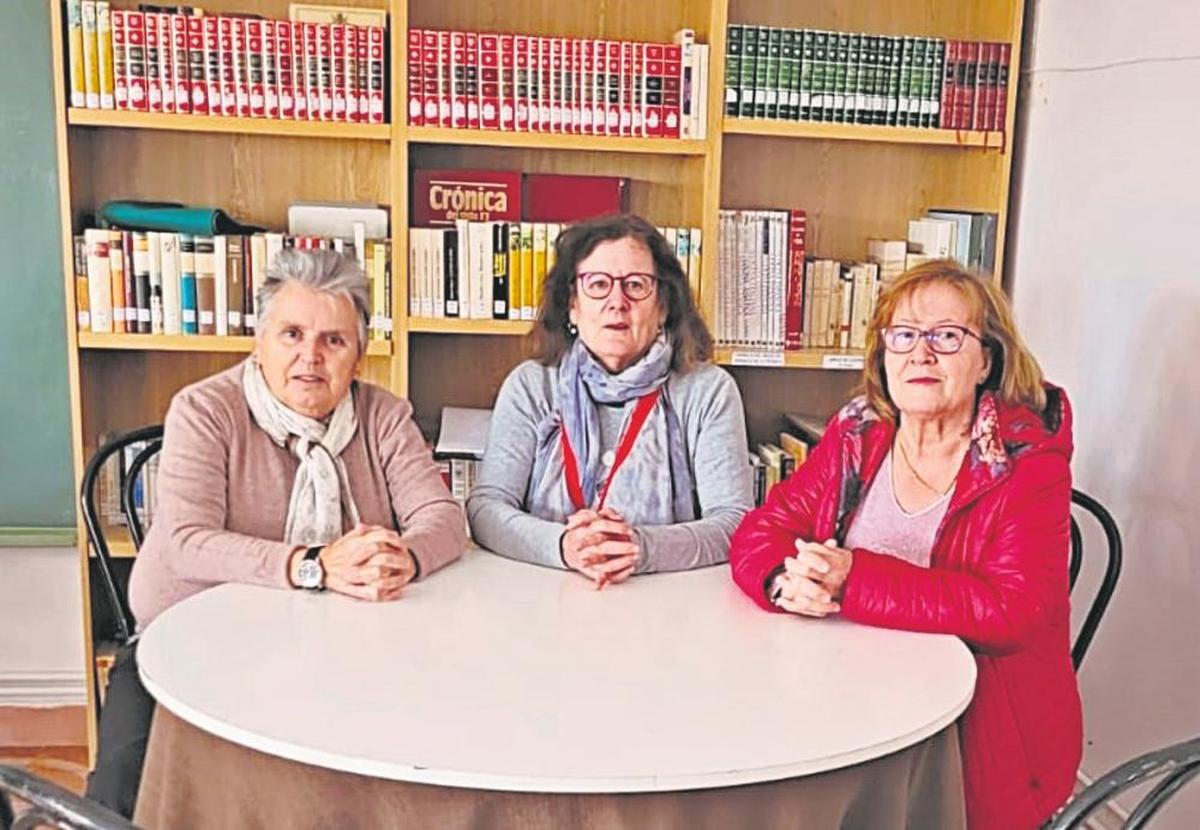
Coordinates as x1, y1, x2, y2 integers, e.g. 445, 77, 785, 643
135, 707, 965, 829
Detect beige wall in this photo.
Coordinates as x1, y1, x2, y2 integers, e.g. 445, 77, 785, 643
1010, 1, 1200, 825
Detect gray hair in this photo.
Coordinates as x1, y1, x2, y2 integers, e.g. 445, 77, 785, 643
257, 248, 371, 353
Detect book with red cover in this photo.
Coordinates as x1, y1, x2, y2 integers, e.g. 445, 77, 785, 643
276, 21, 295, 119
513, 35, 530, 131
939, 40, 958, 129
217, 17, 236, 116
420, 30, 438, 125
662, 44, 682, 138
330, 23, 347, 121
148, 13, 169, 113
112, 10, 128, 110
498, 33, 514, 130
994, 43, 1011, 131
125, 11, 148, 112
521, 173, 629, 223
479, 33, 499, 129
464, 31, 481, 129
247, 19, 266, 118
232, 17, 250, 117
785, 210, 806, 350
366, 26, 385, 124
169, 12, 190, 114
185, 16, 207, 114
262, 20, 278, 119
407, 28, 423, 125
412, 169, 522, 227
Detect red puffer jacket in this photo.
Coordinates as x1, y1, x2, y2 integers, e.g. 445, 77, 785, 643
730, 387, 1082, 830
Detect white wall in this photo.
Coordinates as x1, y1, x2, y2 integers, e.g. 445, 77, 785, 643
0, 547, 86, 706
1010, 1, 1200, 825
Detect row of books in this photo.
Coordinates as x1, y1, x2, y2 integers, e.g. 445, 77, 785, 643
749, 429, 813, 506
725, 25, 1011, 131
96, 431, 158, 532
409, 222, 702, 322
406, 28, 710, 139
66, 1, 387, 123
73, 229, 393, 339
716, 207, 999, 353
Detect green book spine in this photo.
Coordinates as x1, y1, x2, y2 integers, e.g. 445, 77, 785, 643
778, 29, 794, 120
831, 32, 848, 122
739, 26, 758, 117
928, 39, 945, 128
845, 32, 862, 124
798, 30, 813, 120
888, 36, 902, 126
787, 28, 802, 120
865, 35, 882, 125
917, 38, 932, 128
897, 36, 914, 127
753, 26, 770, 119
764, 28, 782, 119
725, 24, 743, 117
811, 31, 828, 121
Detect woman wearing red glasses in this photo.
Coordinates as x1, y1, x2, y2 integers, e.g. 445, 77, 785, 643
468, 213, 753, 587
729, 260, 1081, 830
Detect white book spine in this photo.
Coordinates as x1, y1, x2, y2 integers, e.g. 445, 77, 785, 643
213, 235, 229, 336
159, 232, 181, 335
147, 230, 163, 334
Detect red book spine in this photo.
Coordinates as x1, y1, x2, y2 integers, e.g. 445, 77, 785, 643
968, 41, 982, 130
356, 26, 370, 122
246, 20, 264, 118
538, 36, 552, 132
663, 44, 681, 138
606, 41, 620, 135
462, 32, 478, 129
367, 26, 385, 124
155, 14, 174, 113
262, 20, 278, 119
291, 22, 307, 119
343, 25, 358, 123
497, 34, 514, 130
987, 42, 1001, 130
317, 24, 334, 121
170, 14, 190, 114
449, 31, 466, 128
126, 12, 148, 112
593, 40, 607, 136
203, 17, 221, 115
301, 23, 317, 119
995, 43, 1011, 131
276, 21, 295, 119
479, 33, 499, 129
330, 24, 347, 121
785, 210, 806, 350
619, 41, 633, 136
568, 37, 580, 134
644, 43, 664, 138
579, 39, 593, 135
939, 40, 957, 129
977, 42, 991, 130
549, 37, 563, 133
513, 35, 529, 131
956, 40, 975, 130
216, 17, 235, 116
421, 30, 438, 126
112, 11, 128, 110
437, 30, 453, 127
233, 18, 250, 116
186, 16, 208, 115
144, 12, 163, 112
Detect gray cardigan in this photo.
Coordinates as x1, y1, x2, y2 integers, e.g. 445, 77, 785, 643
466, 359, 754, 572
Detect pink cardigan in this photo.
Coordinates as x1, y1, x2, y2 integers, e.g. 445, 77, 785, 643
129, 364, 467, 627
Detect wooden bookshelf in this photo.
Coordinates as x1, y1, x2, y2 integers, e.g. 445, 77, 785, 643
49, 0, 1025, 759
67, 108, 392, 140
406, 318, 535, 336
77, 332, 393, 356
723, 118, 1006, 149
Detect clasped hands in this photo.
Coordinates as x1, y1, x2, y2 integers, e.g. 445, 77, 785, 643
772, 538, 853, 617
560, 507, 639, 590
290, 523, 417, 601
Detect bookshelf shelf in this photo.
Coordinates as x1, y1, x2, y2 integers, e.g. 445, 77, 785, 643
405, 126, 709, 156
722, 118, 1006, 149
67, 108, 392, 141
714, 347, 867, 370
77, 333, 393, 356
407, 318, 535, 336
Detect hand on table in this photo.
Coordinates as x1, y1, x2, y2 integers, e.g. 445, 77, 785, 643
291, 524, 417, 601
560, 507, 640, 590
771, 538, 853, 617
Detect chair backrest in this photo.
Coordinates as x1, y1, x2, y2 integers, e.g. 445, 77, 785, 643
80, 425, 164, 645
1068, 489, 1122, 670
1047, 736, 1200, 829
0, 764, 137, 830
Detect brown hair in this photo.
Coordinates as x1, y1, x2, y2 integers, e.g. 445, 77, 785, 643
862, 260, 1047, 422
531, 213, 713, 372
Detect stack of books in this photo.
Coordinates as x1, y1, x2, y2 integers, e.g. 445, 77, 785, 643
66, 1, 388, 123
74, 229, 392, 340
725, 24, 1011, 131
407, 27, 711, 138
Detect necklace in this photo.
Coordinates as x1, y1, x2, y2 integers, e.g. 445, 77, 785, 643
895, 436, 958, 497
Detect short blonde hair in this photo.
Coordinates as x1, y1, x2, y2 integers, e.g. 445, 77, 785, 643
862, 260, 1046, 422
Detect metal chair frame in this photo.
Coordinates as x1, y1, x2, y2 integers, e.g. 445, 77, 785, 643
1067, 489, 1122, 670
0, 765, 136, 830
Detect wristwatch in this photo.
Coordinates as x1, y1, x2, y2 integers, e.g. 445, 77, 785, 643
297, 545, 326, 591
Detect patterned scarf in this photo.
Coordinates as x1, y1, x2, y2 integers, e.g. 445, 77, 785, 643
528, 336, 696, 525
241, 358, 361, 545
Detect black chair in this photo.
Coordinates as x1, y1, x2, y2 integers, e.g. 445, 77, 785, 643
1067, 489, 1122, 670
79, 426, 164, 719
1047, 735, 1200, 829
0, 764, 137, 830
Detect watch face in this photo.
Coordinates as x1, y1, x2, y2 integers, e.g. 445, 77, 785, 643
297, 558, 324, 590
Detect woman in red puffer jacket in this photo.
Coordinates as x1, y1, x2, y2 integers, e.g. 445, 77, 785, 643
730, 261, 1081, 830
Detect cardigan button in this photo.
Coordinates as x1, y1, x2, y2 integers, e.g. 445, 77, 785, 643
601, 450, 616, 467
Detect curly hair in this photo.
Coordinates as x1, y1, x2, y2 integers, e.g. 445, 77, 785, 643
531, 214, 713, 372
862, 259, 1047, 422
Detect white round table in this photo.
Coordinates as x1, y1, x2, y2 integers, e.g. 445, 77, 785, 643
137, 549, 975, 796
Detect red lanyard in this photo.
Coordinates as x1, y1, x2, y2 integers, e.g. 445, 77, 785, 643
561, 389, 662, 512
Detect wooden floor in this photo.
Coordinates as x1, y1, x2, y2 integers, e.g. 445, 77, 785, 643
0, 706, 89, 795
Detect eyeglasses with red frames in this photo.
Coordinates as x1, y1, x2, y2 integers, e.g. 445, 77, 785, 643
576, 271, 658, 302
880, 324, 984, 355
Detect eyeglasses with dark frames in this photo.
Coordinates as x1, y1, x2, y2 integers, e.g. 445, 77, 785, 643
576, 271, 658, 302
880, 324, 983, 355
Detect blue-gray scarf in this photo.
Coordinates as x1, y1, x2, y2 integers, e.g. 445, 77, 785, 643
528, 336, 696, 526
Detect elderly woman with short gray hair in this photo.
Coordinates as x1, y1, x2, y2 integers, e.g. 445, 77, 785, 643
86, 249, 467, 817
